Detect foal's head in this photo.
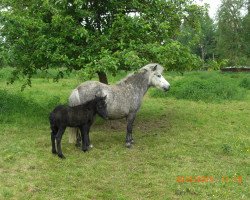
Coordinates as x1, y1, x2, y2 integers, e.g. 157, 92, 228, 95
95, 96, 108, 119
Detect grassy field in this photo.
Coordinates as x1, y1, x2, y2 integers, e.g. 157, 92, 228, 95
0, 68, 249, 199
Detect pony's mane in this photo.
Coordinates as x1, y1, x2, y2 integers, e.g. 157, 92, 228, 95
117, 72, 136, 85
77, 96, 101, 108
140, 63, 164, 73
116, 63, 164, 86
116, 70, 147, 86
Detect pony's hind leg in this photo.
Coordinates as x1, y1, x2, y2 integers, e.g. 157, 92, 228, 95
56, 127, 66, 159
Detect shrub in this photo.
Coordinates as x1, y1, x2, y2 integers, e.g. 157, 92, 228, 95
203, 59, 229, 71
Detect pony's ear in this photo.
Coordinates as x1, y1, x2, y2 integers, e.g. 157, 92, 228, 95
152, 65, 157, 71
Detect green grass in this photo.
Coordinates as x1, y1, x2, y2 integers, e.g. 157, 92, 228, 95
0, 68, 249, 199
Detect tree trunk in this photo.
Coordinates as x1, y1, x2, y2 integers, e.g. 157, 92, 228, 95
200, 44, 205, 61
97, 71, 108, 84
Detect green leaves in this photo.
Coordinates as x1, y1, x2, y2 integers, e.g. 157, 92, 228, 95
139, 41, 202, 72
90, 48, 119, 74
0, 0, 205, 86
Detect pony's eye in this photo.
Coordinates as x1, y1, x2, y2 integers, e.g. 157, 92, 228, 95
157, 75, 161, 78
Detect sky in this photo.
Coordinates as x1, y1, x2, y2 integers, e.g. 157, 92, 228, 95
195, 0, 222, 19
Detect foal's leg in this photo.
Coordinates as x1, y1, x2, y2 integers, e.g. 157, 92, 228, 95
75, 128, 81, 147
87, 121, 94, 148
51, 126, 58, 154
125, 113, 136, 148
86, 126, 91, 148
56, 127, 66, 159
80, 125, 89, 152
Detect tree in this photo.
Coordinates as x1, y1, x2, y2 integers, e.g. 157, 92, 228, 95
179, 4, 216, 62
242, 0, 250, 61
196, 7, 216, 61
0, 0, 203, 86
216, 0, 246, 65
0, 35, 7, 67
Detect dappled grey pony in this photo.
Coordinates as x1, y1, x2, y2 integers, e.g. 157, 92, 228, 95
68, 63, 170, 147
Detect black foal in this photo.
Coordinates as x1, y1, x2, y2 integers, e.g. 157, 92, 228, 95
49, 96, 107, 158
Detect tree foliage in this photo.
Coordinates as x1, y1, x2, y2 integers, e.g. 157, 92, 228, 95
179, 0, 250, 68
179, 4, 216, 62
0, 0, 203, 85
242, 0, 250, 58
216, 0, 249, 65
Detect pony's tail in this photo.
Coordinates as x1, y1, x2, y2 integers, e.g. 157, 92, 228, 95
68, 89, 81, 143
69, 128, 78, 143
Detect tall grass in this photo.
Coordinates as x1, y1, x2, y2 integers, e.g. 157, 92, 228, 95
150, 71, 249, 102
239, 77, 250, 90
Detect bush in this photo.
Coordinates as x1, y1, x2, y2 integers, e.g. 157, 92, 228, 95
150, 72, 247, 102
203, 59, 228, 71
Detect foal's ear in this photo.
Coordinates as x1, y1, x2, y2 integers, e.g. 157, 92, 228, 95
95, 94, 100, 99
152, 65, 157, 71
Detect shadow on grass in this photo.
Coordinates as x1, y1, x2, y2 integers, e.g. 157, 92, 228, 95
93, 108, 174, 130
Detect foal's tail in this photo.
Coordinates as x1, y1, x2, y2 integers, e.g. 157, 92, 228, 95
68, 88, 81, 144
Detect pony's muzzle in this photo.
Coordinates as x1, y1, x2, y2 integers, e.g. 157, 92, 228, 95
163, 85, 170, 91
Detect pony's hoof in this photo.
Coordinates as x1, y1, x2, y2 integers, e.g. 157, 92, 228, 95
58, 154, 66, 159
125, 142, 132, 148
82, 148, 88, 152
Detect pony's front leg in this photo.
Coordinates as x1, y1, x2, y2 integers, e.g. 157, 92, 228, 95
125, 113, 136, 148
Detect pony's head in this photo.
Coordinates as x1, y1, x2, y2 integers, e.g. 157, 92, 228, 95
141, 63, 170, 91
